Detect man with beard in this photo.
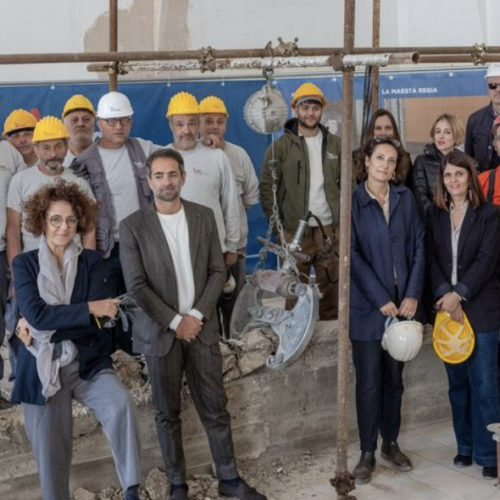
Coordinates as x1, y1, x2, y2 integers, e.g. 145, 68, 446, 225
61, 94, 96, 167
119, 148, 267, 500
71, 91, 161, 353
465, 64, 500, 173
7, 116, 94, 265
260, 82, 341, 320
199, 96, 259, 338
3, 109, 39, 167
165, 92, 239, 271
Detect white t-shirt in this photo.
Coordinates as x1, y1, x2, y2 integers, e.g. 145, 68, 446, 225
156, 206, 203, 331
304, 131, 333, 226
167, 142, 240, 253
0, 141, 26, 251
224, 142, 259, 248
99, 137, 160, 239
7, 166, 94, 252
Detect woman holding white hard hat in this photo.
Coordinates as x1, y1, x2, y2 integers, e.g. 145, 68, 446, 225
350, 135, 425, 485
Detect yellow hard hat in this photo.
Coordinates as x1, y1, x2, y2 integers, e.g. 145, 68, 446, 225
432, 311, 475, 364
291, 82, 326, 109
199, 96, 229, 117
166, 92, 200, 117
33, 116, 70, 142
3, 109, 38, 136
62, 94, 96, 119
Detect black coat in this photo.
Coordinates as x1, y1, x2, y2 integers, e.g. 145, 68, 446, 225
412, 143, 443, 216
465, 103, 500, 173
426, 202, 500, 332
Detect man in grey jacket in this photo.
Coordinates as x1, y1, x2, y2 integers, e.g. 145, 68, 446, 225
119, 148, 266, 500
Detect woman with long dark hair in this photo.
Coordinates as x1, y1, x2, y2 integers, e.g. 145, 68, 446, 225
427, 150, 500, 479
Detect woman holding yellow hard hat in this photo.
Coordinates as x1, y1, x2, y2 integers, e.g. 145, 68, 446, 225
426, 150, 500, 479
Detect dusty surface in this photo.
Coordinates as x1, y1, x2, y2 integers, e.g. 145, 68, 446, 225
77, 449, 336, 500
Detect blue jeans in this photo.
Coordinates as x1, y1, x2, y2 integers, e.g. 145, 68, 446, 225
445, 329, 500, 467
351, 340, 405, 452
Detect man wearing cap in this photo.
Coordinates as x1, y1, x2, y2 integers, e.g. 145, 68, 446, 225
260, 82, 341, 321
3, 109, 39, 168
71, 91, 161, 353
62, 94, 96, 167
199, 96, 259, 337
7, 116, 95, 266
0, 138, 25, 379
166, 92, 240, 271
465, 64, 500, 172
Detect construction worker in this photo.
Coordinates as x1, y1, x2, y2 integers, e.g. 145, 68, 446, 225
7, 116, 95, 266
3, 109, 39, 167
199, 96, 259, 337
465, 64, 500, 172
71, 91, 161, 353
0, 138, 25, 380
62, 94, 96, 167
166, 92, 240, 270
260, 82, 341, 320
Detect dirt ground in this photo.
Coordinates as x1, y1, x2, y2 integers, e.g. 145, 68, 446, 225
76, 448, 337, 500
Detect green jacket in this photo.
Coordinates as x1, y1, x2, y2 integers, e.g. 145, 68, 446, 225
260, 118, 342, 233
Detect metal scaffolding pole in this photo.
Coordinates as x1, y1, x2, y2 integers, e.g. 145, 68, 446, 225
109, 0, 118, 90
0, 46, 499, 68
331, 0, 356, 499
371, 0, 381, 113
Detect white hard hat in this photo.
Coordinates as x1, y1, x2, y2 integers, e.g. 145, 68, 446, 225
485, 64, 500, 80
97, 92, 134, 119
381, 318, 423, 362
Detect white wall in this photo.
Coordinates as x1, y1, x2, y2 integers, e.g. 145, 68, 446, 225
1, 0, 499, 84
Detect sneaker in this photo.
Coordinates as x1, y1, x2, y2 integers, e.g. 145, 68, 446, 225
219, 478, 267, 500
381, 441, 413, 471
453, 454, 472, 468
124, 485, 140, 500
483, 466, 498, 479
353, 451, 376, 485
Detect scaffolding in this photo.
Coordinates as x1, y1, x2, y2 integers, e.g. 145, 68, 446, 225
3, 1, 500, 498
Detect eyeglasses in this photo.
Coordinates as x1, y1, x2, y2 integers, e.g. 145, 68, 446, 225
488, 83, 500, 91
48, 215, 78, 228
102, 117, 132, 127
371, 135, 401, 148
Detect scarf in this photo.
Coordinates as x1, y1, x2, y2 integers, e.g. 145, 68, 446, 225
26, 235, 81, 399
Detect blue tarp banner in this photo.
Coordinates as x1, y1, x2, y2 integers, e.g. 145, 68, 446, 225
0, 67, 490, 267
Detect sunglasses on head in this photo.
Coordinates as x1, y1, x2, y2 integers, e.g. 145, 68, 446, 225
371, 135, 401, 148
488, 83, 500, 91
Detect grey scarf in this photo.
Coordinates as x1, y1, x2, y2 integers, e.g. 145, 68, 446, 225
26, 235, 81, 399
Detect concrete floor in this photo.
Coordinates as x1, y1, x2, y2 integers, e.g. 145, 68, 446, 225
250, 420, 500, 500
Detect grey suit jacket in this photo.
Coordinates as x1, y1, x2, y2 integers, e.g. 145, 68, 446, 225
119, 199, 225, 357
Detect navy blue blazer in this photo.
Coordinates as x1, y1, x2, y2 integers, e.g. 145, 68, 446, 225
11, 249, 113, 405
350, 183, 425, 341
426, 202, 500, 333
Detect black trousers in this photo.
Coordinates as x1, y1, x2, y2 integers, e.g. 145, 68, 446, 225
351, 339, 405, 452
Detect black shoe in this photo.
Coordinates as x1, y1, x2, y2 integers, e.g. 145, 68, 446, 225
170, 484, 189, 500
219, 478, 267, 500
124, 485, 140, 500
381, 441, 413, 472
483, 466, 498, 479
353, 451, 376, 485
453, 454, 472, 468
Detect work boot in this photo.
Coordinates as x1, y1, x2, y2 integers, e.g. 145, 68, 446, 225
353, 451, 376, 485
381, 441, 413, 471
219, 478, 267, 499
